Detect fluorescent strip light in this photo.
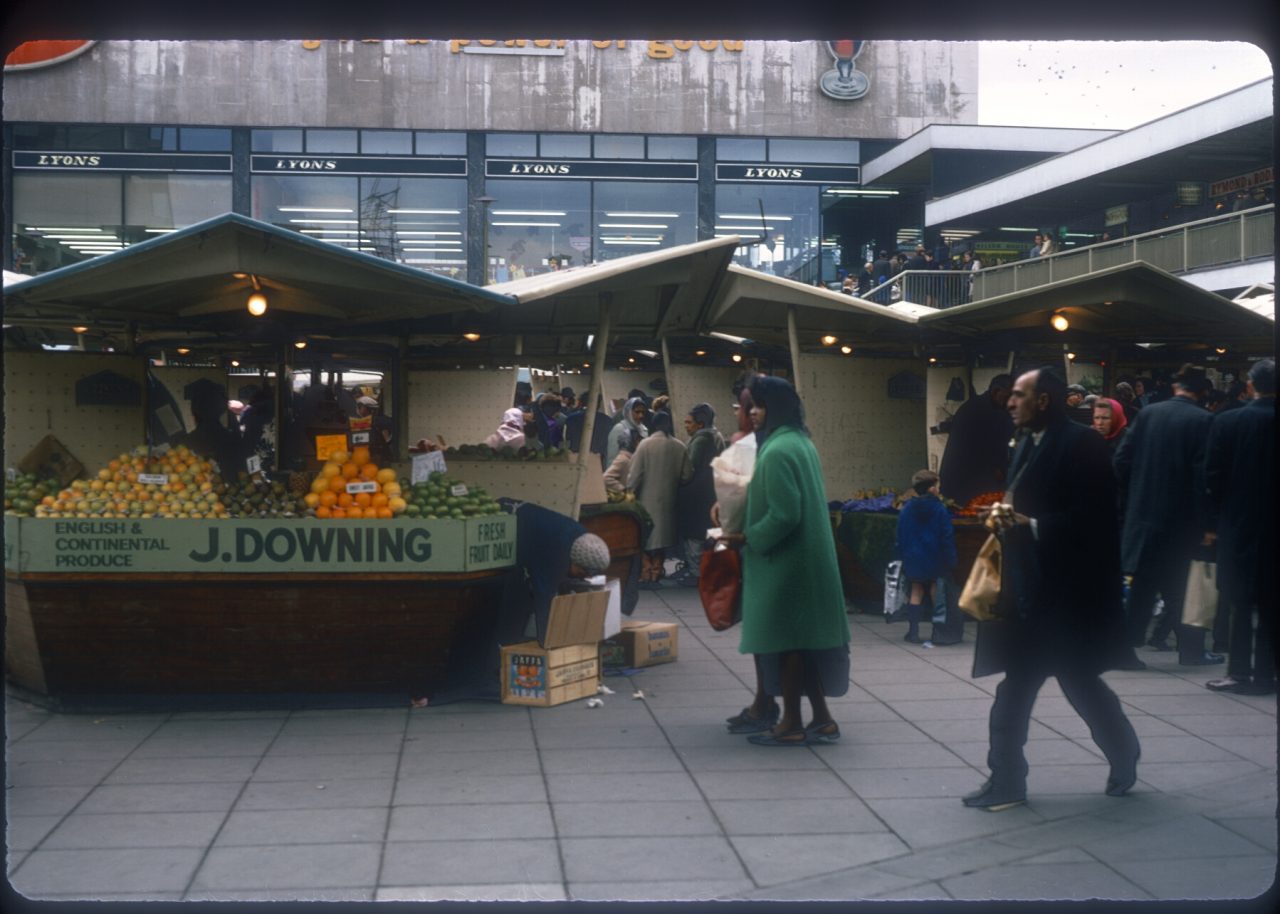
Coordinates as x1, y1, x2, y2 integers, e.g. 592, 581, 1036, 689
823, 189, 899, 196
144, 228, 177, 233
405, 258, 467, 264
393, 220, 460, 226
586, 335, 595, 348
597, 222, 669, 229
716, 225, 772, 232
387, 209, 462, 215
299, 229, 361, 235
709, 331, 749, 344
718, 214, 794, 221
30, 226, 103, 232
288, 219, 358, 225
491, 210, 566, 217
601, 235, 663, 241
1063, 233, 1096, 238
602, 239, 661, 246
603, 212, 681, 218
402, 247, 464, 252
999, 226, 1040, 233
492, 221, 562, 227
395, 231, 463, 236
45, 234, 120, 240
278, 206, 354, 213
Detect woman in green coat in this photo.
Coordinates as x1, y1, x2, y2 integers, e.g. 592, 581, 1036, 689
721, 376, 850, 746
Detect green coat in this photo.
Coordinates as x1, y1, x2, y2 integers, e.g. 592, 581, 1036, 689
739, 426, 850, 655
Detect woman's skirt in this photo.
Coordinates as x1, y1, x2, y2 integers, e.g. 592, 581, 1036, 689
757, 644, 851, 698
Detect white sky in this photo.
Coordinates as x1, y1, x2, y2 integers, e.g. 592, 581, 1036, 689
978, 41, 1273, 129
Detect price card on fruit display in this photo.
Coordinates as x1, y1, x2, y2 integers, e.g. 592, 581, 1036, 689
245, 454, 262, 476
350, 430, 371, 445
138, 474, 169, 485
346, 480, 379, 494
450, 484, 469, 497
314, 434, 347, 462
412, 450, 447, 483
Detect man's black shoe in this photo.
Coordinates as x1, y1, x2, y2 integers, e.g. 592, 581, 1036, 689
1180, 652, 1225, 666
962, 780, 1026, 811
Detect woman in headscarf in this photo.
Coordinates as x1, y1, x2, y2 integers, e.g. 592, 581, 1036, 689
626, 410, 687, 584
603, 427, 641, 497
606, 395, 649, 466
1092, 397, 1129, 455
485, 407, 527, 452
719, 376, 850, 746
532, 393, 565, 449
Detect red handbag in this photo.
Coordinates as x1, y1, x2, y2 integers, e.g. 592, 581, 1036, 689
698, 546, 743, 631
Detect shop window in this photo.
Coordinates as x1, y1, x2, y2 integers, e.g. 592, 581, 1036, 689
180, 127, 232, 152
358, 177, 468, 279
484, 178, 590, 282
125, 174, 233, 232
768, 138, 859, 164
594, 181, 697, 263
647, 136, 697, 160
12, 173, 125, 273
361, 130, 413, 155
252, 129, 303, 152
716, 138, 766, 161
540, 134, 590, 158
487, 134, 537, 157
715, 183, 824, 283
11, 124, 65, 149
594, 135, 644, 159
66, 125, 123, 150
306, 129, 358, 154
252, 175, 360, 244
123, 126, 178, 151
415, 132, 466, 156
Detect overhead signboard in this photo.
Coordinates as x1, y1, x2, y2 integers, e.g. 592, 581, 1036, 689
485, 159, 697, 181
250, 156, 467, 177
14, 151, 232, 172
715, 163, 861, 184
1210, 166, 1274, 198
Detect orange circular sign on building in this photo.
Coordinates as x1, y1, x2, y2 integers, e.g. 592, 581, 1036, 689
4, 40, 96, 72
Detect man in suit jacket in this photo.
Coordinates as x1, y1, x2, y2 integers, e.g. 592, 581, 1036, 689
964, 366, 1140, 811
1114, 364, 1222, 665
1203, 359, 1276, 695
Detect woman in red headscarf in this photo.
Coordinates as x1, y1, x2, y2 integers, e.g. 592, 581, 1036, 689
1092, 397, 1129, 455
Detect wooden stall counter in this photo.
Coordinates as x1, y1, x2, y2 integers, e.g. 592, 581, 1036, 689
4, 515, 516, 708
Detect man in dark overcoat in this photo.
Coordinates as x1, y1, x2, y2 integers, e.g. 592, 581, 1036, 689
938, 374, 1014, 507
1203, 359, 1276, 695
964, 366, 1140, 811
1113, 364, 1221, 665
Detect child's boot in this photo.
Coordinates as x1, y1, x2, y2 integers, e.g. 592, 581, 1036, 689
903, 603, 924, 644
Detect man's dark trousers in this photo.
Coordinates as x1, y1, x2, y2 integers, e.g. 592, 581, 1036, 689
1125, 549, 1208, 661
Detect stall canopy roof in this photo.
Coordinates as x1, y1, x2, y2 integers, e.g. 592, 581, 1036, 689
917, 261, 1275, 349
705, 264, 921, 350
483, 236, 742, 337
2, 213, 514, 332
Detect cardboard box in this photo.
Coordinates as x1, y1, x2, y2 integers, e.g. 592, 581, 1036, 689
500, 586, 610, 706
601, 620, 679, 668
18, 435, 84, 486
500, 641, 600, 707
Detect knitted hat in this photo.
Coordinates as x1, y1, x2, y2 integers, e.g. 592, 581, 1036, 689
568, 533, 611, 574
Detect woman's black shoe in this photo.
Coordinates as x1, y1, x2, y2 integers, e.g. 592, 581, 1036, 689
962, 779, 1026, 811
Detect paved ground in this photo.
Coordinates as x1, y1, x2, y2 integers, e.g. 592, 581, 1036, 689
5, 584, 1277, 903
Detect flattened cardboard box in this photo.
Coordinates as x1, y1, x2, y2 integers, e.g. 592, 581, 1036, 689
500, 587, 609, 706
601, 620, 679, 668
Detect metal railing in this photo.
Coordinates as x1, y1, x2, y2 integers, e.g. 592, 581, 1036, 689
864, 204, 1274, 309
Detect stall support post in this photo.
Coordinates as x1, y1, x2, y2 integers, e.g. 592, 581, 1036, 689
572, 293, 612, 516
660, 336, 675, 417
786, 305, 803, 397
396, 338, 409, 463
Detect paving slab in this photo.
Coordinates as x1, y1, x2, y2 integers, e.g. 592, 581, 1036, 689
553, 798, 720, 837
537, 745, 684, 773
14, 717, 166, 742
264, 731, 407, 756
143, 719, 284, 739
819, 740, 968, 770
730, 832, 909, 886
392, 773, 547, 806
233, 777, 393, 811
42, 810, 226, 849
890, 698, 997, 721
131, 736, 275, 759
568, 879, 754, 901
1087, 812, 1274, 862
1159, 713, 1279, 737
5, 785, 96, 817
251, 751, 399, 782
730, 860, 923, 901
1130, 760, 1264, 793
862, 796, 1044, 850
379, 838, 562, 885
191, 842, 382, 891
559, 834, 745, 883
5, 758, 123, 788
545, 770, 702, 803
397, 748, 536, 777
864, 879, 954, 900
189, 888, 373, 901
531, 724, 666, 749
388, 801, 554, 841
676, 744, 828, 771
6, 737, 141, 762
215, 806, 388, 845
104, 756, 258, 785
692, 769, 856, 801
5, 815, 63, 851
710, 796, 884, 835
942, 859, 1152, 900
1110, 854, 1277, 901
75, 781, 243, 814
1212, 816, 1279, 853
378, 883, 567, 902
1205, 734, 1280, 767
835, 766, 985, 799
10, 847, 204, 896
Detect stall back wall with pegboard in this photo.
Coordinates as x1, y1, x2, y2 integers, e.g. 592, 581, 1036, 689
3, 352, 144, 474
926, 365, 1012, 476
665, 364, 747, 435
407, 369, 517, 449
151, 366, 233, 436
795, 354, 927, 500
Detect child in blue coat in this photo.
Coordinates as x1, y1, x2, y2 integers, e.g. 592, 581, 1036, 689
895, 469, 958, 643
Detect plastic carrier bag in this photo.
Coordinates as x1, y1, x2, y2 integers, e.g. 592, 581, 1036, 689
710, 436, 757, 534
883, 560, 909, 622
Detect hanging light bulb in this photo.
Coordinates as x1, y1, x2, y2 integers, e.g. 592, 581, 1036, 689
694, 350, 707, 356
462, 332, 481, 342
176, 347, 190, 355
230, 360, 241, 368
72, 325, 89, 334
1066, 352, 1077, 361
247, 292, 268, 316
1050, 312, 1069, 332
294, 340, 307, 350
821, 334, 838, 346
840, 345, 853, 355
731, 354, 743, 363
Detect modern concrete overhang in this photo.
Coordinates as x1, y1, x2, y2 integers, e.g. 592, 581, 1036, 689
924, 78, 1274, 231
861, 124, 1118, 187
916, 260, 1275, 351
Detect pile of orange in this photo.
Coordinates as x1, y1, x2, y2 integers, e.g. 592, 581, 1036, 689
36, 444, 226, 519
304, 446, 407, 520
